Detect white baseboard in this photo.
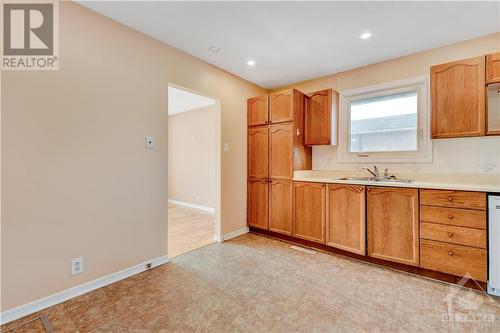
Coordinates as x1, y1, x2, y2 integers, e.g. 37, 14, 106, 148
222, 227, 249, 241
213, 227, 248, 243
0, 256, 168, 325
168, 199, 215, 213
214, 234, 223, 243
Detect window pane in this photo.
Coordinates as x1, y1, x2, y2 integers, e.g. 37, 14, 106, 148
349, 92, 418, 153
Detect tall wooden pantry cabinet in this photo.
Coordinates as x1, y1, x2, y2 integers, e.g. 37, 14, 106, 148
247, 89, 312, 234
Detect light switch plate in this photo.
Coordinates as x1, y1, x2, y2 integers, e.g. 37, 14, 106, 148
224, 142, 230, 152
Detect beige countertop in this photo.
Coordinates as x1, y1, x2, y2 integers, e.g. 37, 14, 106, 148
293, 170, 500, 193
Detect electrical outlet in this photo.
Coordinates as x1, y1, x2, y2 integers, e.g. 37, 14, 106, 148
480, 159, 498, 173
71, 257, 84, 275
196, 194, 200, 202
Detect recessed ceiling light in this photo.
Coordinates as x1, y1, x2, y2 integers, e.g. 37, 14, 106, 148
247, 60, 256, 66
209, 46, 220, 53
360, 32, 372, 39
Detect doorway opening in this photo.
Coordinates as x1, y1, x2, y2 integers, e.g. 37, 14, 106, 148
167, 84, 221, 258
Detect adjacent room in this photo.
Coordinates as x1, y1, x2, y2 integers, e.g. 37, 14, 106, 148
1, 1, 500, 332
167, 85, 218, 258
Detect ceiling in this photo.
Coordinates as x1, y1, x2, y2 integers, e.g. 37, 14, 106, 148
80, 1, 500, 89
168, 86, 215, 115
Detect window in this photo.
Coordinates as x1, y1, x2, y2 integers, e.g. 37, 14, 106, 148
350, 92, 418, 153
338, 76, 431, 162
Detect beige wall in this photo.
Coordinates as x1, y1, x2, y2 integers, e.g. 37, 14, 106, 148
273, 33, 500, 175
1, 2, 265, 311
168, 105, 216, 208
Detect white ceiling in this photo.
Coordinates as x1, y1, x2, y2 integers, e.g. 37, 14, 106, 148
168, 86, 215, 115
80, 1, 500, 89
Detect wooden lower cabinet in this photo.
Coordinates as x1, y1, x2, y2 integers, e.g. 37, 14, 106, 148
420, 222, 486, 249
420, 239, 487, 282
247, 178, 268, 230
420, 206, 486, 229
293, 182, 326, 243
269, 179, 292, 235
367, 187, 420, 266
420, 189, 486, 210
326, 184, 366, 255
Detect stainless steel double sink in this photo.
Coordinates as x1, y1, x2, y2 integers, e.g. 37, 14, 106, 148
336, 177, 414, 183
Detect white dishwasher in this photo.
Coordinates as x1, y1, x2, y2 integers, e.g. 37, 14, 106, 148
488, 195, 500, 297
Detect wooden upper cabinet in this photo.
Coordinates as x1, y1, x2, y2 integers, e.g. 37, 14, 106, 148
247, 96, 268, 126
305, 89, 339, 146
248, 126, 269, 179
269, 179, 292, 235
431, 56, 486, 138
247, 178, 268, 230
487, 52, 500, 85
269, 123, 293, 180
269, 89, 296, 123
293, 182, 326, 243
367, 187, 419, 267
326, 184, 366, 255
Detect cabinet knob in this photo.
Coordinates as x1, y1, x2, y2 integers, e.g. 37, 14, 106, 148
448, 232, 454, 237
448, 215, 454, 219
448, 251, 454, 256
448, 197, 454, 201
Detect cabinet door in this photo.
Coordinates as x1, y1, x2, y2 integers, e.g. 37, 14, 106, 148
248, 178, 268, 230
248, 126, 268, 179
431, 56, 486, 138
248, 96, 268, 126
270, 89, 293, 123
293, 182, 326, 243
269, 179, 292, 235
305, 89, 338, 146
487, 86, 500, 136
487, 52, 500, 85
326, 184, 366, 255
269, 123, 293, 180
367, 187, 419, 266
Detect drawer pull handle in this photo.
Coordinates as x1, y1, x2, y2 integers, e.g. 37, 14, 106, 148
448, 232, 454, 237
448, 197, 454, 201
448, 251, 454, 256
448, 215, 454, 219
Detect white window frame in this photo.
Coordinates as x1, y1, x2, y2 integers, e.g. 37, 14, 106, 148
337, 76, 432, 163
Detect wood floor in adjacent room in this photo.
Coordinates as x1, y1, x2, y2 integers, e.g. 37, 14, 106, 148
167, 203, 215, 258
3, 233, 500, 332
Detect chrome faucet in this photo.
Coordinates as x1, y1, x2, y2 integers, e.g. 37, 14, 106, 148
362, 166, 379, 178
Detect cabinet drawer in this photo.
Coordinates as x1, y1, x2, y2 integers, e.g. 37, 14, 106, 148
420, 189, 486, 210
420, 206, 486, 229
421, 222, 486, 249
420, 240, 486, 282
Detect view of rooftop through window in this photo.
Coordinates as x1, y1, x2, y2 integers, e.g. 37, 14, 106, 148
349, 91, 418, 153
